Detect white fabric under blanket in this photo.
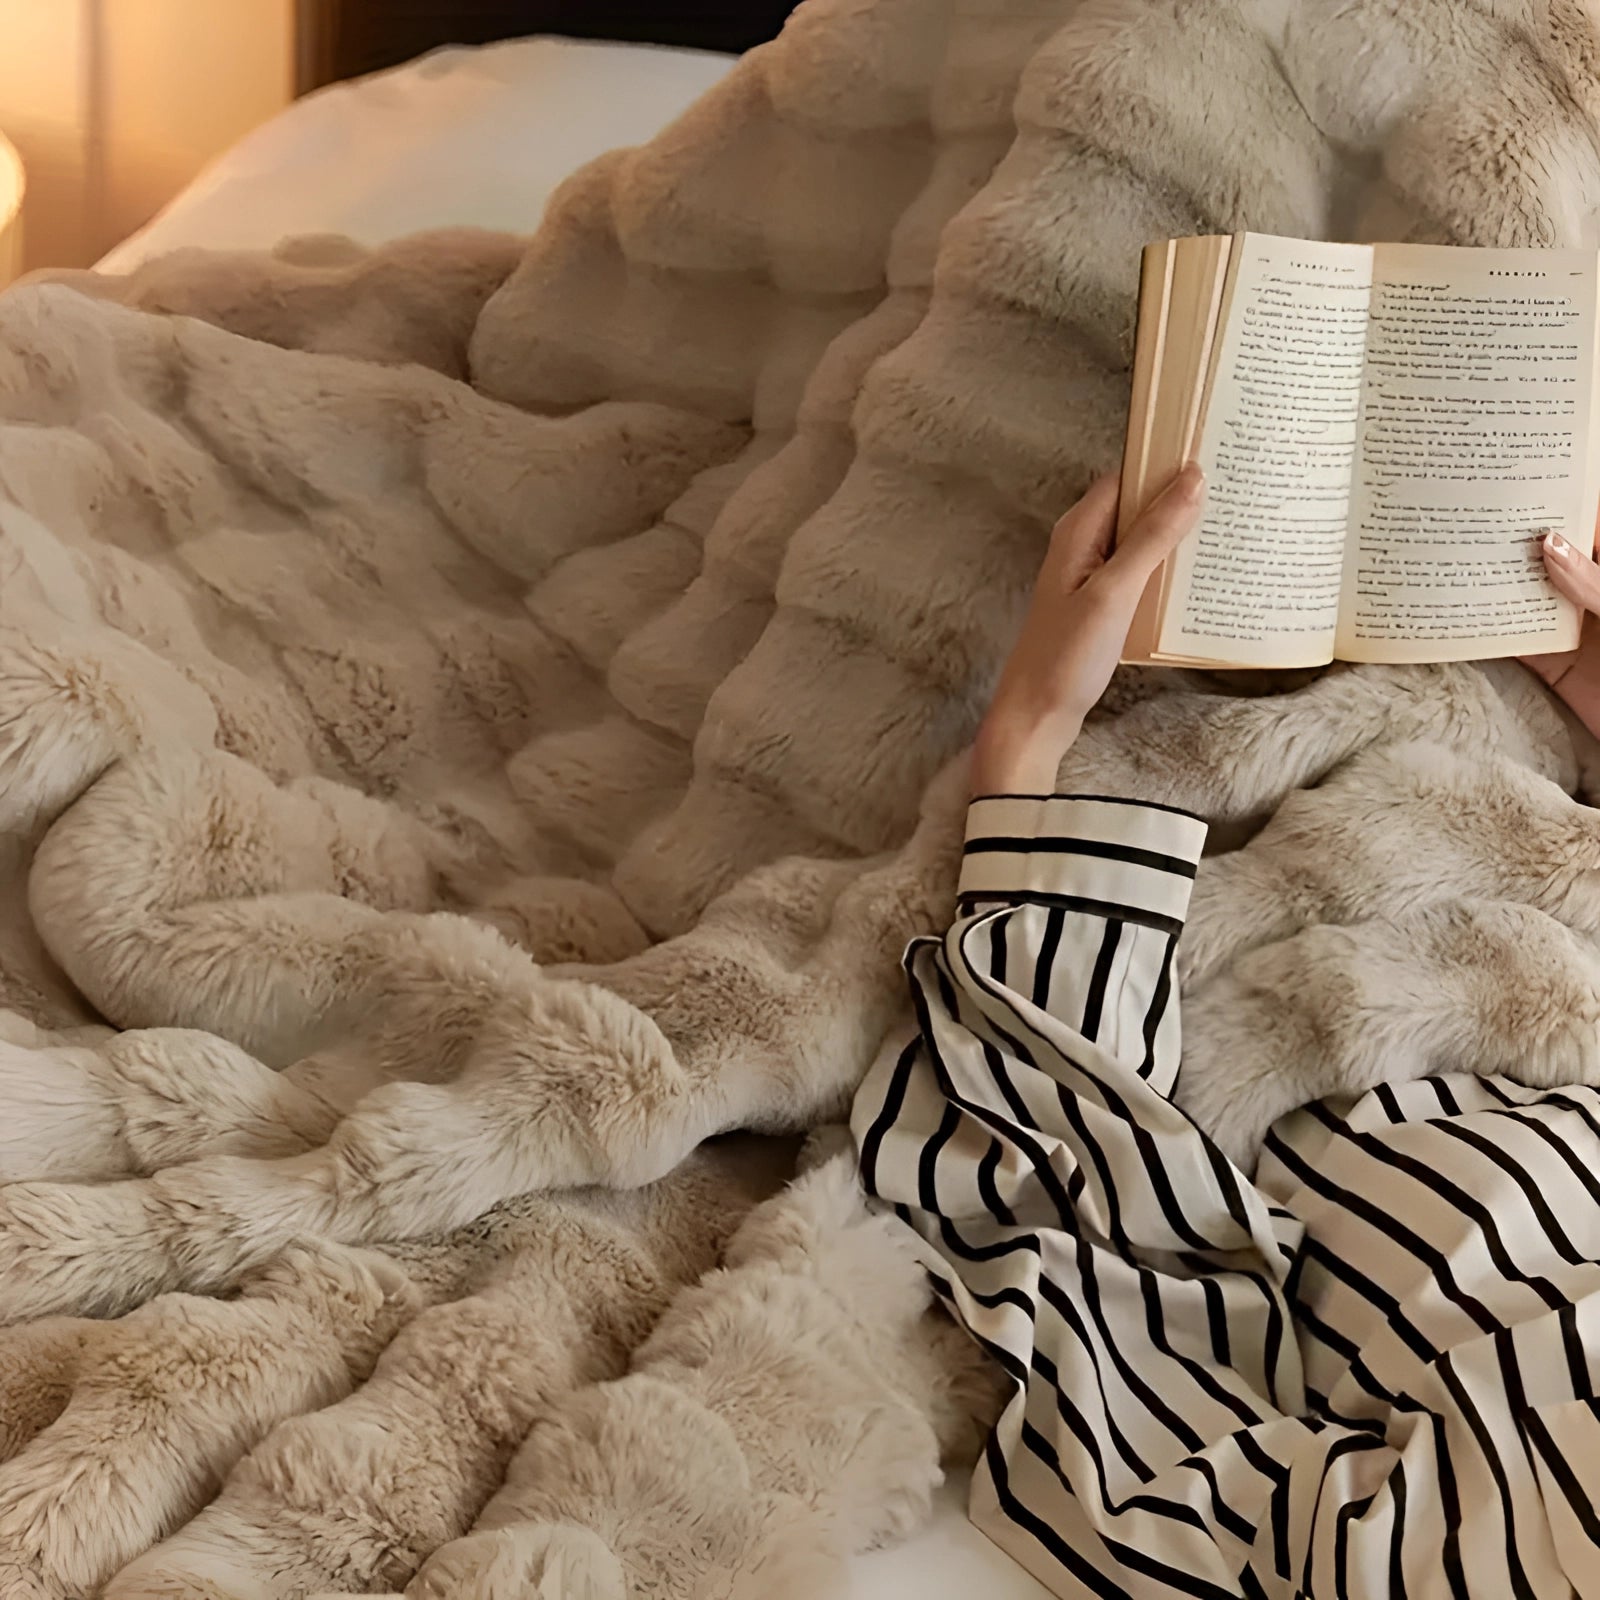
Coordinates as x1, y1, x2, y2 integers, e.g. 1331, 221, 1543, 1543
92, 34, 1052, 1600
848, 1476, 1051, 1599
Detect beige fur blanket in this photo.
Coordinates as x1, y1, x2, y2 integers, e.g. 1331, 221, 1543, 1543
6, 0, 1600, 1593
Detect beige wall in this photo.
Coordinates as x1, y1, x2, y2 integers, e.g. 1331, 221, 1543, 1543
0, 0, 295, 271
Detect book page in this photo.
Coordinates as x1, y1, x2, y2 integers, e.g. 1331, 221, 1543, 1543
1156, 235, 1374, 667
1336, 244, 1600, 662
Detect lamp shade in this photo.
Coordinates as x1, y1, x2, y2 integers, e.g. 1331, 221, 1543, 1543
0, 130, 23, 286
0, 1, 290, 272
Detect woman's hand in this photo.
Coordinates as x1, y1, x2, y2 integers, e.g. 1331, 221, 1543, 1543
970, 465, 1205, 796
1521, 531, 1600, 740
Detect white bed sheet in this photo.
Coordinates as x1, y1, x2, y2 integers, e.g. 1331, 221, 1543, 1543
851, 1471, 1052, 1599
95, 36, 1055, 1600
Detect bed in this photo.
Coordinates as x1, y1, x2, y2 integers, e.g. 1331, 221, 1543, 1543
93, 18, 1053, 1600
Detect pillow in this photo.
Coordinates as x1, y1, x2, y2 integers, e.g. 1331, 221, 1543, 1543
98, 35, 736, 273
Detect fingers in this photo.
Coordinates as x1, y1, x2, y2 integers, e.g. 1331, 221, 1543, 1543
1044, 474, 1121, 589
1107, 463, 1206, 587
1042, 465, 1203, 599
1542, 532, 1600, 614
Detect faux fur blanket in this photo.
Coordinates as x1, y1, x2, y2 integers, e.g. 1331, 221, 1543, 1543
6, 0, 1600, 1594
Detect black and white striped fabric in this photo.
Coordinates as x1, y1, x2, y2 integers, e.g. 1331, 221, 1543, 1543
851, 793, 1600, 1600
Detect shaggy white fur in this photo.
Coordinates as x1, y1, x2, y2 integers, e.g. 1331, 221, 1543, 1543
3, 0, 1600, 1592
396, 1152, 999, 1600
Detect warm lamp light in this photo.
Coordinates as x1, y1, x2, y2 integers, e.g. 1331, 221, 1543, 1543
0, 131, 24, 286
0, 1, 291, 273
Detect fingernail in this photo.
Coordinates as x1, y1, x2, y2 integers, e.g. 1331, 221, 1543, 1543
1548, 532, 1570, 559
1174, 463, 1206, 499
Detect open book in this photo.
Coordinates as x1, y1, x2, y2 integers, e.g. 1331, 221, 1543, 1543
1119, 233, 1600, 668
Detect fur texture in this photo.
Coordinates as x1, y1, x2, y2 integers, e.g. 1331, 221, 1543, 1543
3, 0, 1600, 1592
399, 1154, 999, 1600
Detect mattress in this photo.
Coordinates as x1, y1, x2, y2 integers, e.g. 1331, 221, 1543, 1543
93, 34, 1054, 1600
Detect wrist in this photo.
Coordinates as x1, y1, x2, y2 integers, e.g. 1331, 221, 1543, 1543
971, 708, 1082, 796
1550, 644, 1600, 741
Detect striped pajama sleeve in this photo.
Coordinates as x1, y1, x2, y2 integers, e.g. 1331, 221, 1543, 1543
851, 792, 1600, 1600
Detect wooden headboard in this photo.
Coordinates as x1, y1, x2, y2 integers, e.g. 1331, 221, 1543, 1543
295, 1, 802, 93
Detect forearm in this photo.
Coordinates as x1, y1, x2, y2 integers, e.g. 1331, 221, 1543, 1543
969, 466, 1204, 801
1542, 646, 1600, 745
